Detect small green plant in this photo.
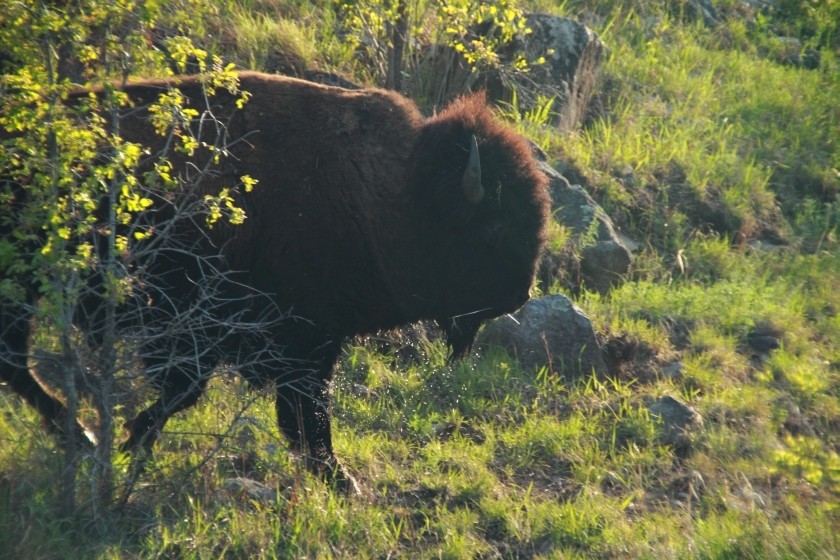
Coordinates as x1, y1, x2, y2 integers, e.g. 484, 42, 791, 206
773, 434, 840, 492
497, 90, 560, 151
228, 12, 319, 71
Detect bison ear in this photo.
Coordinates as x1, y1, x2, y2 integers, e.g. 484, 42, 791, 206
462, 134, 484, 204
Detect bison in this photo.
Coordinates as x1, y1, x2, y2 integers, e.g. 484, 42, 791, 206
1, 72, 550, 490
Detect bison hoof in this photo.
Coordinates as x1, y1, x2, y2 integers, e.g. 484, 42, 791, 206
303, 455, 361, 495
328, 464, 361, 496
50, 414, 98, 450
79, 424, 99, 448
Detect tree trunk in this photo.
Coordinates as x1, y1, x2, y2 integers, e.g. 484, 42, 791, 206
386, 0, 409, 91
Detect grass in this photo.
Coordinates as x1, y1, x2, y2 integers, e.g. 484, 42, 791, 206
2, 0, 840, 558
557, 6, 840, 250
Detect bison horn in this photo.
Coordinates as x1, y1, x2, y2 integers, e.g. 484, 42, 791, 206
462, 134, 484, 204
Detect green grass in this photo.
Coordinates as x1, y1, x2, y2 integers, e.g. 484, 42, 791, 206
558, 6, 840, 251
2, 0, 840, 558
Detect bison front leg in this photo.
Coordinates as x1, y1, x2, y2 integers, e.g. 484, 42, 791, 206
275, 375, 358, 494
438, 315, 483, 361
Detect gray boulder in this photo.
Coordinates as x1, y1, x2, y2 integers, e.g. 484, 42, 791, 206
679, 0, 721, 26
222, 477, 278, 503
492, 13, 607, 130
538, 161, 634, 293
477, 294, 606, 376
648, 395, 703, 455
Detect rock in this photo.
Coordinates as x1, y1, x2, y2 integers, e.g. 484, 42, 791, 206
746, 334, 781, 354
668, 469, 705, 507
763, 36, 819, 69
731, 477, 767, 511
648, 395, 703, 455
579, 237, 634, 293
351, 383, 374, 399
677, 0, 721, 26
739, 0, 779, 12
781, 399, 816, 438
477, 294, 606, 377
661, 362, 686, 381
222, 477, 278, 503
538, 161, 634, 293
488, 14, 606, 130
745, 321, 783, 354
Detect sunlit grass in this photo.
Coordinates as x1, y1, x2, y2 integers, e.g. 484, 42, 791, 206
559, 8, 840, 251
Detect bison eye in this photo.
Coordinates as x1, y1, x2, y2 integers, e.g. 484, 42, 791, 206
478, 222, 504, 245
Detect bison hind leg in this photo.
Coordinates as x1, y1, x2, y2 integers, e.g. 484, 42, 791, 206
1, 306, 97, 449
121, 366, 210, 454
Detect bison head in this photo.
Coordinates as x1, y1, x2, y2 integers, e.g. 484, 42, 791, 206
413, 95, 551, 358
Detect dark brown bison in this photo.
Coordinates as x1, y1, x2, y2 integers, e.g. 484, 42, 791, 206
1, 72, 550, 489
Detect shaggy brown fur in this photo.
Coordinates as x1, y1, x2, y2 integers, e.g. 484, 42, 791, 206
1, 72, 550, 489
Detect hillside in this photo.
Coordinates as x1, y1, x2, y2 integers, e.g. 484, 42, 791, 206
1, 0, 838, 558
